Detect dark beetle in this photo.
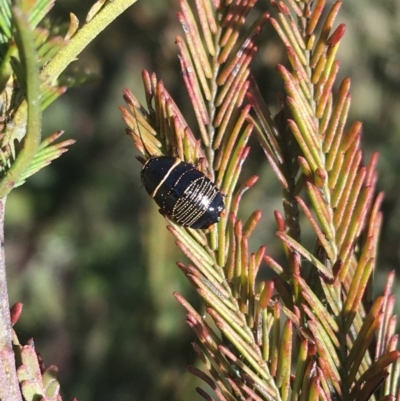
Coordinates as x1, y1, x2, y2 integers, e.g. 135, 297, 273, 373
140, 155, 224, 229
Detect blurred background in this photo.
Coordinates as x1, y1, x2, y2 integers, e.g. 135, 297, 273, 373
5, 0, 400, 400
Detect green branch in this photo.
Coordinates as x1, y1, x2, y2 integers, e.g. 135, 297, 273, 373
0, 0, 139, 196
41, 0, 138, 85
0, 7, 41, 198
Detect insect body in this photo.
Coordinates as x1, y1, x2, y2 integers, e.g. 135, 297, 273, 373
141, 156, 224, 229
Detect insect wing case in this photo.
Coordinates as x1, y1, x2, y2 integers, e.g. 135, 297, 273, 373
141, 156, 224, 229
141, 156, 190, 199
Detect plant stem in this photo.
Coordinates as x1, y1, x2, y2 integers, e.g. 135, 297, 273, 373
0, 197, 22, 401
41, 0, 139, 84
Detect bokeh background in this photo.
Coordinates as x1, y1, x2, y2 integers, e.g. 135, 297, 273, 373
5, 0, 400, 400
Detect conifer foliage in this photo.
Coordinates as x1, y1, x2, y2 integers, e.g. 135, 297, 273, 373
122, 0, 400, 400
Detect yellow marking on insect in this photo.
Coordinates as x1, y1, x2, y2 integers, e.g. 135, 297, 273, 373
150, 158, 182, 198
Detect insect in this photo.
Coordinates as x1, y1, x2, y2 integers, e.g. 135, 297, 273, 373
134, 109, 225, 229
140, 155, 225, 229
